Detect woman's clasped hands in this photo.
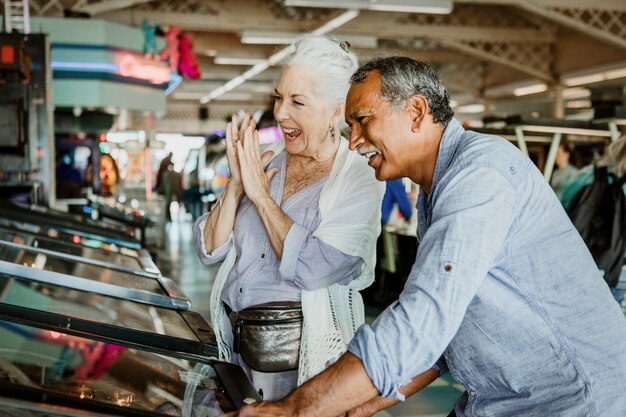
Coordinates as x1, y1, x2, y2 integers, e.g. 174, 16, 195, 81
225, 113, 278, 205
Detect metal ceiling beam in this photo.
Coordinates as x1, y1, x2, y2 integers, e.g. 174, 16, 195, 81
73, 0, 155, 15
39, 0, 61, 15
438, 38, 554, 82
100, 2, 554, 43
28, 0, 42, 15
458, 0, 626, 10
339, 11, 554, 43
516, 2, 626, 50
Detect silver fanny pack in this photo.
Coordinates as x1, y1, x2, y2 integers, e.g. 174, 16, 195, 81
229, 301, 303, 373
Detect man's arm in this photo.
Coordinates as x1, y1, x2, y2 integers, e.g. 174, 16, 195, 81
345, 368, 440, 417
223, 359, 440, 417
222, 352, 378, 417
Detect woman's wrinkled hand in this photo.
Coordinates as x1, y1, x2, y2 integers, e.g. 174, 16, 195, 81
237, 124, 278, 205
225, 113, 256, 193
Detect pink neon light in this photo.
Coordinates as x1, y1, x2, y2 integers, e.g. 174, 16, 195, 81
117, 54, 170, 84
258, 126, 282, 144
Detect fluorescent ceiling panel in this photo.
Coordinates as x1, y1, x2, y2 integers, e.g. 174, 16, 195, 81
241, 31, 378, 48
284, 0, 452, 14
214, 56, 267, 65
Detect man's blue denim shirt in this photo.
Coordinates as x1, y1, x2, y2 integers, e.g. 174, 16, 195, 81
349, 119, 626, 416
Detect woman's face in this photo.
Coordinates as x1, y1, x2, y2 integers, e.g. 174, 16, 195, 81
273, 65, 335, 157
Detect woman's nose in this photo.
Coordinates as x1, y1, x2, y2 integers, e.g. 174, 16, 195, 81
274, 102, 288, 121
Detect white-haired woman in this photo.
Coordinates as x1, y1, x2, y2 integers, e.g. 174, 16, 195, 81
193, 35, 384, 400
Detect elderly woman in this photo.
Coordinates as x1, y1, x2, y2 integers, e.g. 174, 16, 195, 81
193, 35, 384, 400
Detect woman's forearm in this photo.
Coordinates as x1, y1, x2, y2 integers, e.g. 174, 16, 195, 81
203, 181, 244, 253
253, 195, 293, 259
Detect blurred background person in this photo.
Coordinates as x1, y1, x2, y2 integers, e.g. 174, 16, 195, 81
381, 178, 412, 226
550, 140, 579, 204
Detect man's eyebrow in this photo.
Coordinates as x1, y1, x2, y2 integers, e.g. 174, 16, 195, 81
349, 110, 367, 119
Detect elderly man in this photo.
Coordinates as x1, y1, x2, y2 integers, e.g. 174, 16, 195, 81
221, 57, 626, 417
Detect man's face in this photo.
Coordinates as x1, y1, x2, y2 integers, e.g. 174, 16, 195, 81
345, 71, 414, 181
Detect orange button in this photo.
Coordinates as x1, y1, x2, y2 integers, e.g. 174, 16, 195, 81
1, 45, 15, 64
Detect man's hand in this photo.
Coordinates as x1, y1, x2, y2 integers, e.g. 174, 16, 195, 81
220, 400, 294, 417
220, 353, 378, 417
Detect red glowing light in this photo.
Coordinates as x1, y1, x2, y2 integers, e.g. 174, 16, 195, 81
117, 54, 170, 84
72, 235, 81, 244
1, 45, 15, 64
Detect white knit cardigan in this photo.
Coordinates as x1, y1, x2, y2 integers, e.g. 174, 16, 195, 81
209, 138, 384, 384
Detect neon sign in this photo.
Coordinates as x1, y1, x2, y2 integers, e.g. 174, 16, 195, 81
117, 53, 171, 84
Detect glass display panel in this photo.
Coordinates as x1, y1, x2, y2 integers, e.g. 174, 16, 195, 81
5, 201, 129, 235
0, 319, 231, 416
0, 227, 144, 270
0, 275, 197, 341
0, 242, 164, 295
0, 216, 142, 252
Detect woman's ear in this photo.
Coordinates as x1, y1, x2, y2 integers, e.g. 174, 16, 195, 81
331, 102, 345, 128
408, 95, 428, 132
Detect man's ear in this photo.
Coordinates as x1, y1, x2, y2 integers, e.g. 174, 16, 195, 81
407, 95, 428, 132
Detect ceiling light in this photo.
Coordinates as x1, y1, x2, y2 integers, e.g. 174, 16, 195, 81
214, 56, 267, 65
562, 87, 590, 98
170, 91, 208, 100
604, 68, 626, 80
513, 83, 547, 96
240, 31, 296, 45
455, 103, 485, 114
564, 74, 604, 87
284, 0, 452, 14
517, 125, 612, 137
241, 30, 378, 48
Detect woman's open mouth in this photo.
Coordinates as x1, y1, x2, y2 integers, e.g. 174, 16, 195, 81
282, 127, 302, 141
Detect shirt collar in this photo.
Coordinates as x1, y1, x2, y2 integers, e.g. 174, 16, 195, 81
429, 118, 464, 196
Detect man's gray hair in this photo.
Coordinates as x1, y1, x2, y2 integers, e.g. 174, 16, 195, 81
350, 56, 454, 126
281, 34, 359, 120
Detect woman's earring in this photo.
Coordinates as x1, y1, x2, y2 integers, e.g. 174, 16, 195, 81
330, 127, 336, 143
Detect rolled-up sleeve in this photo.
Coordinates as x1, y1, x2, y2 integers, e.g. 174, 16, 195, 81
192, 213, 233, 265
348, 166, 516, 400
279, 222, 364, 290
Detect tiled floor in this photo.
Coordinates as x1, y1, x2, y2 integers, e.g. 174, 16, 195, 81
155, 217, 462, 417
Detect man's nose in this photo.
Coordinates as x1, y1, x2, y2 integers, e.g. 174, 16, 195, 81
348, 127, 363, 151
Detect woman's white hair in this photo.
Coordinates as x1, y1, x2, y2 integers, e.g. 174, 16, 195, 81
280, 34, 359, 127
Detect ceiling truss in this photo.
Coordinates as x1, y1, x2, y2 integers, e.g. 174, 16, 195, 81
4, 0, 624, 125
518, 2, 626, 49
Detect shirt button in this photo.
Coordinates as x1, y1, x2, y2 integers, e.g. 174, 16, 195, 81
444, 264, 452, 272
239, 288, 243, 293
261, 253, 265, 258
469, 390, 476, 396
